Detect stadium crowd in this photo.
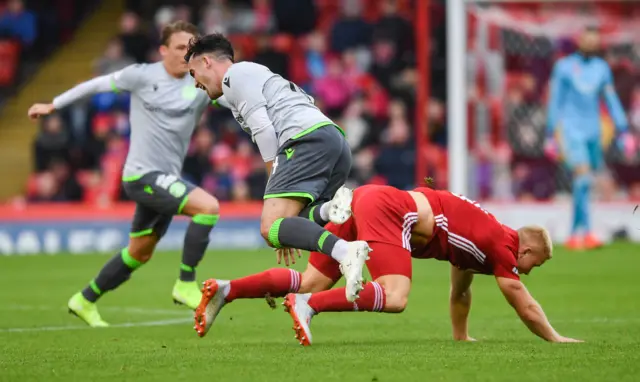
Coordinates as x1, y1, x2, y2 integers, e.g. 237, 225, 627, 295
28, 0, 450, 205
24, 0, 640, 205
0, 0, 98, 100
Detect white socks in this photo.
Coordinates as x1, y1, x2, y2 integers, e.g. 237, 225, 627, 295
319, 202, 331, 222
330, 240, 348, 262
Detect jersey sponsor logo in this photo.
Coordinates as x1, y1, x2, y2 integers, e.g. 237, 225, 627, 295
153, 84, 158, 91
223, 76, 231, 88
143, 102, 195, 117
285, 148, 295, 160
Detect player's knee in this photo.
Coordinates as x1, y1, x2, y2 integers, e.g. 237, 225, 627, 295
384, 291, 409, 313
259, 219, 274, 246
128, 235, 158, 263
200, 198, 220, 216
128, 245, 154, 263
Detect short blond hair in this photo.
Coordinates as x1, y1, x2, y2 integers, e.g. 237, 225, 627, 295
518, 225, 553, 259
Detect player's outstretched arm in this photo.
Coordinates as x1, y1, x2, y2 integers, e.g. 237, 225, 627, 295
496, 277, 581, 343
546, 62, 565, 138
449, 265, 475, 341
602, 64, 628, 132
28, 64, 142, 120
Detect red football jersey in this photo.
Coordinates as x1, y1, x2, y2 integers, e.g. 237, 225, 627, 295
412, 187, 521, 280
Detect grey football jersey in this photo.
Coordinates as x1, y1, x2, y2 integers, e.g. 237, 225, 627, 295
111, 62, 211, 178
221, 62, 335, 148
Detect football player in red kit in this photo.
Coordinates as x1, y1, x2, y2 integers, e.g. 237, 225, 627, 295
194, 185, 582, 345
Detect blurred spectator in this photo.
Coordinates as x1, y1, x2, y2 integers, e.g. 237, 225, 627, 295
155, 6, 177, 35
253, 34, 289, 78
374, 100, 415, 190
427, 98, 446, 148
93, 38, 135, 75
183, 128, 215, 186
304, 31, 327, 80
33, 114, 71, 172
200, 1, 229, 35
49, 159, 83, 201
370, 39, 405, 92
330, 0, 372, 53
272, 0, 316, 36
118, 12, 151, 63
313, 56, 353, 119
373, 0, 413, 55
341, 96, 371, 152
0, 0, 36, 47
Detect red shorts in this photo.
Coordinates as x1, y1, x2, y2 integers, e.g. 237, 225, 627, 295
308, 185, 417, 281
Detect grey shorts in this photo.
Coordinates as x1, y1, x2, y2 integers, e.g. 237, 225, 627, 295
264, 123, 352, 205
122, 171, 196, 238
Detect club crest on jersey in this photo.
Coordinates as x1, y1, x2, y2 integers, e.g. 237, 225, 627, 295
235, 114, 244, 124
512, 267, 519, 275
182, 86, 198, 100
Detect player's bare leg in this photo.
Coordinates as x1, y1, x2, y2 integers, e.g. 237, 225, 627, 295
261, 196, 370, 302
283, 274, 411, 346
68, 234, 159, 327
194, 263, 336, 337
175, 187, 221, 309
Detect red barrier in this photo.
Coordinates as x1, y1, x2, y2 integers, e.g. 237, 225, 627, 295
0, 202, 264, 221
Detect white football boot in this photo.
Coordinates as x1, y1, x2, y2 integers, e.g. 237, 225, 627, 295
283, 293, 315, 346
194, 279, 229, 338
327, 185, 353, 224
340, 241, 372, 302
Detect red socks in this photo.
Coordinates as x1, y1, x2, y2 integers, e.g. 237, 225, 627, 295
308, 282, 386, 313
225, 268, 301, 302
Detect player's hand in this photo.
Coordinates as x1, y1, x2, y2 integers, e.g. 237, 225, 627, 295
27, 103, 55, 120
275, 247, 302, 266
543, 137, 559, 161
555, 336, 583, 343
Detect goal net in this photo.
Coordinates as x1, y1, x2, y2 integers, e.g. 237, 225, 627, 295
462, 1, 640, 202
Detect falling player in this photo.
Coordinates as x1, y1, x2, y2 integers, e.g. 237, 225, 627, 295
27, 22, 226, 327
185, 33, 370, 302
194, 184, 582, 344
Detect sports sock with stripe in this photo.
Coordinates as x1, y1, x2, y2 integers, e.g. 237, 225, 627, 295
307, 282, 387, 313
269, 217, 341, 256
225, 268, 301, 302
180, 214, 219, 282
298, 202, 331, 227
81, 248, 144, 303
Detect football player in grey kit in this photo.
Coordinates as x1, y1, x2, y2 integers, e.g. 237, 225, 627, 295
185, 33, 371, 306
27, 22, 222, 327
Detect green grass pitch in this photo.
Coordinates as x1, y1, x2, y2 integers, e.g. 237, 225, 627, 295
1, 242, 639, 381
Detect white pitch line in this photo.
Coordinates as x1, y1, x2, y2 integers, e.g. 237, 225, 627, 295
2, 305, 189, 316
0, 318, 192, 333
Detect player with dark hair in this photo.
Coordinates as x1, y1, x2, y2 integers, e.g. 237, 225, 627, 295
28, 22, 224, 327
185, 33, 371, 302
194, 184, 582, 344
